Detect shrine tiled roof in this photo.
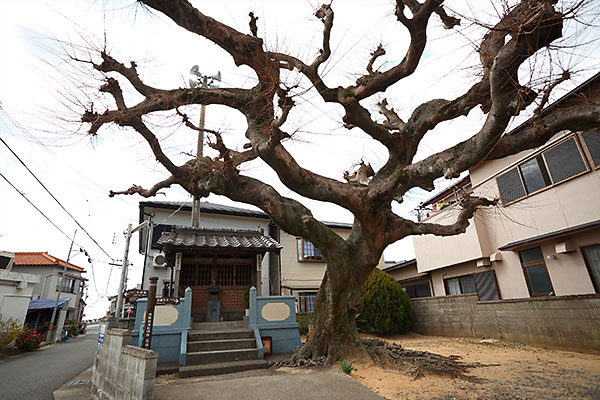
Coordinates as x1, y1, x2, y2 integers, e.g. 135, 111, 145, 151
157, 227, 282, 252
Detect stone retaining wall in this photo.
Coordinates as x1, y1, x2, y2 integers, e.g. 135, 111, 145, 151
411, 294, 600, 354
92, 328, 158, 400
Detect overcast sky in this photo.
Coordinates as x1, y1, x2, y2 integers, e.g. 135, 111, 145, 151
1, 0, 598, 318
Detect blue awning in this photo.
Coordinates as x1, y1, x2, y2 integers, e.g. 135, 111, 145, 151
28, 298, 70, 310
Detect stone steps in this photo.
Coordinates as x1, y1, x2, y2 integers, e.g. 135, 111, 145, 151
180, 321, 264, 377
179, 359, 269, 378
187, 348, 259, 365
187, 338, 256, 352
188, 329, 254, 342
192, 320, 244, 330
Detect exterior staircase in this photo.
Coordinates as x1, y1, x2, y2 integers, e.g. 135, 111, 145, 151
179, 320, 268, 378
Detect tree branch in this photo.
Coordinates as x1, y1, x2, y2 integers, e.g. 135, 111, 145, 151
94, 52, 160, 97
384, 196, 496, 243
373, 0, 563, 199
109, 176, 176, 198
140, 0, 264, 69
489, 102, 600, 160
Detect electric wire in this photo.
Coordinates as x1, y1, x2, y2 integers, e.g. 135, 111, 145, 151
0, 136, 114, 261
0, 172, 74, 242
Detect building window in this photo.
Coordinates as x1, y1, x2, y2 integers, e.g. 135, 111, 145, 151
443, 271, 500, 300
496, 134, 590, 205
444, 274, 476, 295
519, 247, 554, 296
57, 277, 76, 293
519, 156, 550, 194
544, 137, 588, 183
582, 244, 600, 293
496, 168, 526, 204
297, 292, 317, 312
581, 129, 600, 168
297, 238, 324, 262
403, 283, 431, 298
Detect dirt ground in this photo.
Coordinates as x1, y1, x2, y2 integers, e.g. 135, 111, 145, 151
351, 332, 600, 400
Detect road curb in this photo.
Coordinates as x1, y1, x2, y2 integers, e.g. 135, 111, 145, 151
52, 367, 95, 400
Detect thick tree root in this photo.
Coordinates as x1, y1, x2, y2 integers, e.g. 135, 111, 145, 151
362, 338, 496, 382
275, 338, 495, 382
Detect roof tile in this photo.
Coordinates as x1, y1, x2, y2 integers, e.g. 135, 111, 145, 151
14, 252, 85, 272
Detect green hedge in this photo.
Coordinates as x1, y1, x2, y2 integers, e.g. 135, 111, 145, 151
356, 267, 412, 334
296, 312, 313, 335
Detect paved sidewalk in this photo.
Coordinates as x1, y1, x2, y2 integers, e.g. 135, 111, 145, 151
53, 365, 383, 400
52, 367, 93, 400
155, 367, 383, 400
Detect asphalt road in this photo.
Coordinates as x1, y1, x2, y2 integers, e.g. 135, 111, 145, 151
0, 324, 99, 400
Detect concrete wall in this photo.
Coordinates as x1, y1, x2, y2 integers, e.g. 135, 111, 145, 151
0, 269, 39, 323
92, 328, 158, 400
248, 287, 302, 354
133, 288, 192, 365
411, 294, 600, 354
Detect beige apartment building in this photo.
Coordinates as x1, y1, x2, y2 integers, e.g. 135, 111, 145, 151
409, 73, 600, 301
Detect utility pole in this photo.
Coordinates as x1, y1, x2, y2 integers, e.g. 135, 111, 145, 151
47, 229, 77, 342
188, 67, 221, 228
116, 221, 148, 318
191, 75, 208, 228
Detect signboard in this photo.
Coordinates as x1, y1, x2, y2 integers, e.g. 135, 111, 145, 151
175, 252, 182, 271
97, 324, 106, 344
256, 254, 263, 271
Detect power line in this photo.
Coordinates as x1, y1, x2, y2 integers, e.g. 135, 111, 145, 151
0, 172, 74, 242
0, 136, 114, 261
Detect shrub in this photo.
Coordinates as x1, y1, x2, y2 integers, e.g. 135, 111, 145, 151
16, 327, 42, 352
67, 320, 79, 337
296, 313, 313, 335
0, 318, 22, 351
356, 267, 412, 335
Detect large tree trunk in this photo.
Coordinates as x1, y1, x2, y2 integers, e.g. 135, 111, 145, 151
295, 254, 373, 362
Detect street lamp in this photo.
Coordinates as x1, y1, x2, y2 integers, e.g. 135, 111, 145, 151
188, 66, 221, 228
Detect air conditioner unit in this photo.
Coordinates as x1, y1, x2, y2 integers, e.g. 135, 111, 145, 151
153, 253, 167, 268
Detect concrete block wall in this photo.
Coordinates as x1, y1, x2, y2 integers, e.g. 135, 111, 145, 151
92, 329, 158, 400
411, 294, 600, 354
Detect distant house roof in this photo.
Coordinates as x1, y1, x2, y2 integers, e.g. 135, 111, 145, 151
157, 226, 283, 253
505, 71, 600, 137
382, 259, 417, 273
28, 297, 70, 310
418, 175, 471, 208
139, 200, 353, 230
140, 200, 270, 220
14, 252, 85, 272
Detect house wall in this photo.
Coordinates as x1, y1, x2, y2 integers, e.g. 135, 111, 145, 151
411, 293, 600, 354
9, 265, 85, 314
413, 211, 492, 273
141, 206, 272, 295
279, 229, 386, 295
412, 131, 600, 299
0, 269, 40, 323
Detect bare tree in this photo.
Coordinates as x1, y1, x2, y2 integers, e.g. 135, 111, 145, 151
79, 0, 600, 360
